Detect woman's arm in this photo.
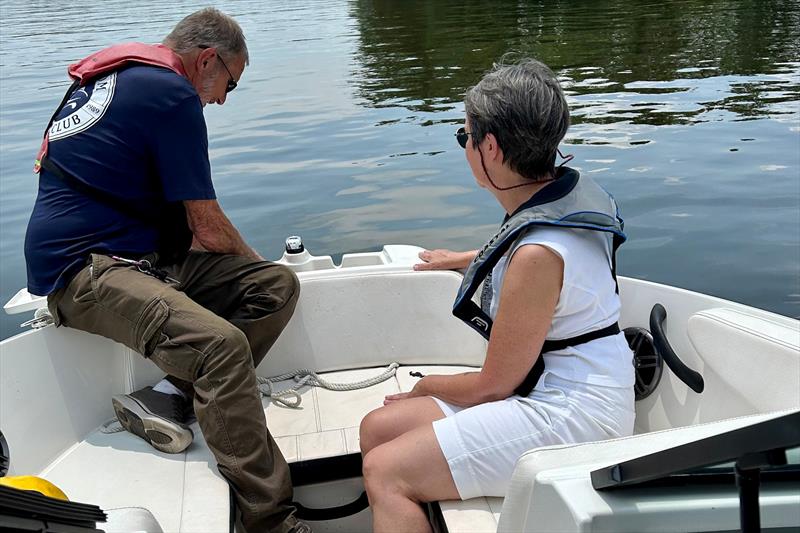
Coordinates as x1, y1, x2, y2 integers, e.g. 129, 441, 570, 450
386, 244, 563, 407
413, 249, 478, 271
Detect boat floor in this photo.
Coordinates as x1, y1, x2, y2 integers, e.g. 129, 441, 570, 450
38, 364, 493, 532
32, 362, 800, 533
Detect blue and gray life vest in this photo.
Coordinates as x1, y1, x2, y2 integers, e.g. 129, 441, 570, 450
452, 167, 626, 396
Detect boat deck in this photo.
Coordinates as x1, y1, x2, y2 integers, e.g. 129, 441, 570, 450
39, 365, 481, 532
38, 361, 798, 533
267, 365, 475, 463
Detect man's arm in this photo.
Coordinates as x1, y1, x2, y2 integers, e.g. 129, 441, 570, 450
184, 199, 263, 260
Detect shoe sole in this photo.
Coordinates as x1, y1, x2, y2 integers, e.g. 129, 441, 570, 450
112, 394, 193, 454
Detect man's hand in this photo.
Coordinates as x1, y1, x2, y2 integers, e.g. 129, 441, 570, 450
184, 199, 263, 261
413, 249, 478, 271
191, 235, 207, 251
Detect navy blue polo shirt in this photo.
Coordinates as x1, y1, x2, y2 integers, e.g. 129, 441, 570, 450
25, 64, 216, 296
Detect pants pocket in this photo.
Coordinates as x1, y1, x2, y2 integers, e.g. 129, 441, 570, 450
135, 297, 170, 357
89, 253, 113, 287
148, 306, 223, 382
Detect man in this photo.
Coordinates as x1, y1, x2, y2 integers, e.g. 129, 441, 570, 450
24, 8, 307, 533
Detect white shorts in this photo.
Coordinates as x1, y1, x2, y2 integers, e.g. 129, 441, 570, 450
431, 372, 635, 499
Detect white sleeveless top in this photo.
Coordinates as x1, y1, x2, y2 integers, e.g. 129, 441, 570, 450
489, 226, 635, 389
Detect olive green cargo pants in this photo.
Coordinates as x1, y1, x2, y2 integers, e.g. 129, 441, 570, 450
48, 251, 300, 533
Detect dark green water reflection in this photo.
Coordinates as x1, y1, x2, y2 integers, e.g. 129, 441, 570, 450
351, 0, 799, 125
0, 0, 798, 340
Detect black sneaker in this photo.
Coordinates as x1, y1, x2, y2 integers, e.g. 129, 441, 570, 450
112, 386, 193, 454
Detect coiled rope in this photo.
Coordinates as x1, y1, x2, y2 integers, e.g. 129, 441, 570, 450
257, 362, 400, 408
100, 362, 401, 431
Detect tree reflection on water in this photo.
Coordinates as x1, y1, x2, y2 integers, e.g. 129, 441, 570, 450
349, 0, 800, 129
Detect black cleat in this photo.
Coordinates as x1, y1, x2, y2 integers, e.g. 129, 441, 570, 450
112, 386, 193, 454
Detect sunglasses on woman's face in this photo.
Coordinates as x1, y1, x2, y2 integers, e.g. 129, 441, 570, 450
455, 127, 472, 149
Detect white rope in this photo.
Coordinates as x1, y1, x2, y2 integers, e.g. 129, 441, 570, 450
257, 362, 400, 409
99, 362, 402, 431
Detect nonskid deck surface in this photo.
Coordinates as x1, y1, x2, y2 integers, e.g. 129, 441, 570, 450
37, 365, 479, 532
21, 370, 800, 533
19, 297, 800, 532
32, 365, 800, 533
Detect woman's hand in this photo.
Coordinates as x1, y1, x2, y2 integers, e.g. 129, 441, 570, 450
383, 392, 412, 405
413, 249, 478, 271
384, 378, 429, 405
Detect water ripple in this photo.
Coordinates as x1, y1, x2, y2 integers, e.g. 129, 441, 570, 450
1, 0, 799, 339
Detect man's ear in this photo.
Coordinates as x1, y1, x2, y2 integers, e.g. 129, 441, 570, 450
196, 47, 217, 72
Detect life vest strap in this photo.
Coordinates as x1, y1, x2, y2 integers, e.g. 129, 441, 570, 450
37, 155, 193, 263
38, 156, 148, 223
34, 80, 80, 173
514, 322, 621, 397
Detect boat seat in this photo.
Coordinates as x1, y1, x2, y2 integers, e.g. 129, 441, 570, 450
687, 307, 800, 413
435, 408, 799, 533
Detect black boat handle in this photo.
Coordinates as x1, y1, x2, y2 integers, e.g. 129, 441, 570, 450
649, 304, 704, 393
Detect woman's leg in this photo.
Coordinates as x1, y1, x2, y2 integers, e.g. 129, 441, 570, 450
359, 396, 446, 455
363, 423, 459, 533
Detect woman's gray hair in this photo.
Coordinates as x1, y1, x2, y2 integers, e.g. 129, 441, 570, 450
164, 7, 249, 64
465, 58, 569, 181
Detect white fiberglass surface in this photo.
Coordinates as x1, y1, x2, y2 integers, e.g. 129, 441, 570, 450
1, 269, 797, 532
618, 277, 800, 432
0, 326, 127, 476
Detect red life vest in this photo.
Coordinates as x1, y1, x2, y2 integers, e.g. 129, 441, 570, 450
35, 43, 188, 172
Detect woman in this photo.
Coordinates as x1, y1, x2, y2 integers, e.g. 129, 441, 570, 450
359, 59, 635, 533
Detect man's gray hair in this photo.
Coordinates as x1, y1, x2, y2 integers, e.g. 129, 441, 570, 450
465, 58, 569, 181
164, 7, 249, 64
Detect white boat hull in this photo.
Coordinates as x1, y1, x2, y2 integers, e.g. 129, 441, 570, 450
1, 244, 798, 532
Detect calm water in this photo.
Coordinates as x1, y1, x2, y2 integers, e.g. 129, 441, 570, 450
1, 0, 798, 340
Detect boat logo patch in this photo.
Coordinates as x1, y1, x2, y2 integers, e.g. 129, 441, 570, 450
49, 72, 117, 141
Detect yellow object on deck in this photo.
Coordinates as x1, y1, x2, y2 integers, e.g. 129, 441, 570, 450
0, 475, 69, 500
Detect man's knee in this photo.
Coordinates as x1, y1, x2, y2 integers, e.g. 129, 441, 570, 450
281, 265, 300, 303
255, 263, 299, 309
274, 264, 299, 319
200, 323, 253, 376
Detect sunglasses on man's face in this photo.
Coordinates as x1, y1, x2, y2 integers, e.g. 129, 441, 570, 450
199, 45, 237, 93
455, 127, 472, 149
216, 54, 238, 93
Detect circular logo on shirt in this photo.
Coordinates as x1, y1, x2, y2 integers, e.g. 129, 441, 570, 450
49, 72, 117, 141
